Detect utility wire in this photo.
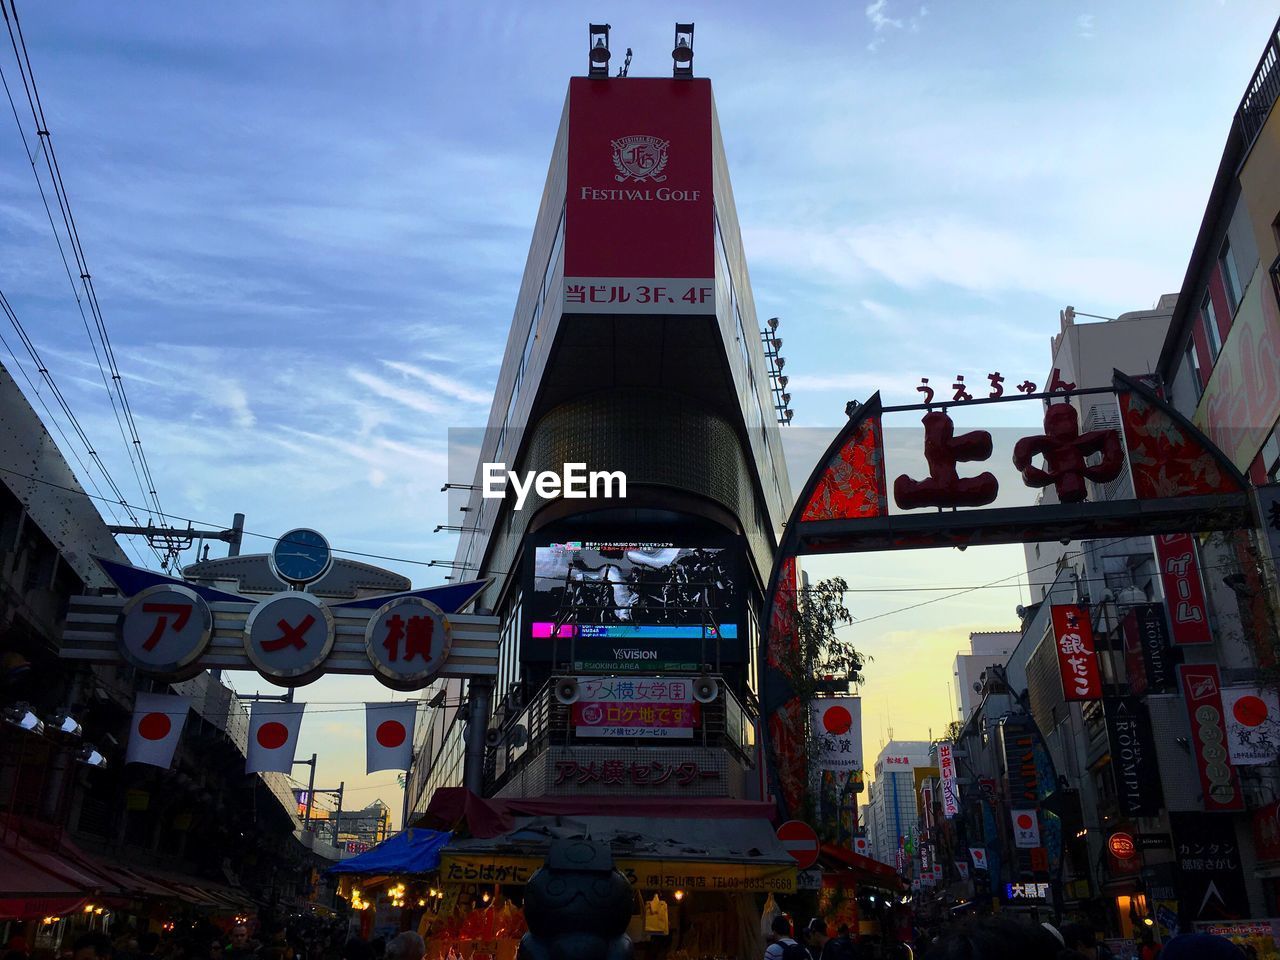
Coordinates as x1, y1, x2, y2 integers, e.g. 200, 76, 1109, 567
0, 330, 150, 567
0, 58, 153, 538
0, 0, 167, 530
0, 293, 165, 566
5, 462, 1265, 615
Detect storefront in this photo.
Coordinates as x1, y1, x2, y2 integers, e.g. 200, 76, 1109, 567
437, 815, 796, 960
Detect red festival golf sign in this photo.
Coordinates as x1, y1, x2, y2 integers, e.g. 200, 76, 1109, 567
565, 77, 714, 315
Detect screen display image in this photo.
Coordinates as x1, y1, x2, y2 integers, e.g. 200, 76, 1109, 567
531, 541, 737, 642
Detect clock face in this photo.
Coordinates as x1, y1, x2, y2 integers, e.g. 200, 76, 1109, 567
271, 528, 332, 585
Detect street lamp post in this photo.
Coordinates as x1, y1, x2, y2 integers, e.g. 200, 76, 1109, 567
293, 753, 317, 830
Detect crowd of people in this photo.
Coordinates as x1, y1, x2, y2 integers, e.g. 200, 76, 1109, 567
1, 920, 433, 960
763, 914, 1257, 960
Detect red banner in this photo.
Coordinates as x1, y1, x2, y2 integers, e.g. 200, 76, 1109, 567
1050, 605, 1102, 701
1252, 799, 1280, 864
1178, 663, 1243, 811
565, 77, 713, 307
1155, 534, 1213, 645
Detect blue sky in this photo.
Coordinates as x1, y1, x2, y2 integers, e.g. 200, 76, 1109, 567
3, 1, 1276, 817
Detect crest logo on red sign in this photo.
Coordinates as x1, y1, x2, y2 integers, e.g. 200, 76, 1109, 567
611, 135, 669, 183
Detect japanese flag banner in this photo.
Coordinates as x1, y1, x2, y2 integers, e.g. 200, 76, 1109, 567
954, 860, 970, 880
969, 847, 988, 870
366, 702, 417, 773
811, 697, 863, 771
126, 692, 192, 769
1221, 686, 1280, 765
246, 700, 306, 774
1011, 809, 1041, 849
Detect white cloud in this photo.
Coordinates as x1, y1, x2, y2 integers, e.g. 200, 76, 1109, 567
347, 368, 445, 415
866, 0, 904, 32
1076, 13, 1095, 38
744, 217, 1173, 306
381, 360, 493, 405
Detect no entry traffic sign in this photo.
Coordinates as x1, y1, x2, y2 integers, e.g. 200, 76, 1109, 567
777, 820, 820, 870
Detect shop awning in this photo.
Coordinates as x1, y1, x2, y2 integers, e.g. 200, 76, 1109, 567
440, 815, 796, 894
328, 828, 453, 876
819, 842, 906, 892
0, 846, 89, 919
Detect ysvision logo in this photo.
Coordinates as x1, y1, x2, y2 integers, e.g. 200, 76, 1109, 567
482, 462, 627, 511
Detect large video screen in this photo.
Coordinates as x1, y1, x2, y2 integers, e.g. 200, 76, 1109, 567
519, 542, 742, 670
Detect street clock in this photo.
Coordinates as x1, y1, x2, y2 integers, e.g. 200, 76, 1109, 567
269, 528, 333, 586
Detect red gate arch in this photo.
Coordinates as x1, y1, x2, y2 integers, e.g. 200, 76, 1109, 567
759, 370, 1255, 817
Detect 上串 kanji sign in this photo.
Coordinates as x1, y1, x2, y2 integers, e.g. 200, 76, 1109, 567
1050, 604, 1102, 701
245, 592, 335, 683
364, 596, 453, 690
118, 585, 212, 676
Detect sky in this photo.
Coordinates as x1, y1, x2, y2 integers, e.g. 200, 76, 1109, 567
1, 1, 1277, 823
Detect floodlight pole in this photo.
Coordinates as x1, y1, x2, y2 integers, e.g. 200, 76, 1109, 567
293, 753, 317, 830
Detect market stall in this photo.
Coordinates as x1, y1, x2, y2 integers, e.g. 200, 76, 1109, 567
328, 828, 454, 941
438, 815, 796, 960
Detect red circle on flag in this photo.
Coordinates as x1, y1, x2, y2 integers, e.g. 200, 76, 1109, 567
1016, 814, 1034, 829
822, 705, 853, 735
257, 721, 289, 750
1233, 695, 1269, 727
776, 820, 820, 870
376, 720, 406, 748
138, 712, 171, 741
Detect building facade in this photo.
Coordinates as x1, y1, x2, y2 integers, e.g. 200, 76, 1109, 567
863, 741, 932, 868
407, 67, 791, 827
953, 631, 1019, 723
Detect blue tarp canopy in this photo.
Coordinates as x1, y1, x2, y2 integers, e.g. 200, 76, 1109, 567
327, 828, 452, 875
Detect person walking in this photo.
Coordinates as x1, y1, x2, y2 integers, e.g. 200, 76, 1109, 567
821, 925, 856, 960
764, 916, 809, 960
383, 935, 424, 960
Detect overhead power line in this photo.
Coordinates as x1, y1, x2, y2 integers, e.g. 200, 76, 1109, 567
1, 464, 1262, 624
0, 0, 168, 543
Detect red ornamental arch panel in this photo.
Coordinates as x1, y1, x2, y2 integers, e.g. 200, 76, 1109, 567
758, 373, 1254, 819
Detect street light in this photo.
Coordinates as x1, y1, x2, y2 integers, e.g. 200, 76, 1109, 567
3, 702, 43, 735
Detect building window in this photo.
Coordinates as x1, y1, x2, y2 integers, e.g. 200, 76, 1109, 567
1185, 342, 1204, 402
1263, 425, 1280, 482
1201, 290, 1222, 362
1220, 239, 1242, 315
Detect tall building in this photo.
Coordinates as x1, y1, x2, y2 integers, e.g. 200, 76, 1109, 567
1146, 15, 1280, 919
863, 741, 932, 866
1021, 298, 1175, 603
952, 631, 1018, 722
408, 55, 792, 827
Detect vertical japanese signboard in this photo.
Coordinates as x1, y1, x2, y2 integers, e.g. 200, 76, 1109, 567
1050, 605, 1102, 701
565, 77, 714, 315
1178, 664, 1243, 811
1121, 603, 1180, 695
1171, 812, 1249, 921
1103, 697, 1163, 817
938, 743, 959, 819
1154, 534, 1213, 645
